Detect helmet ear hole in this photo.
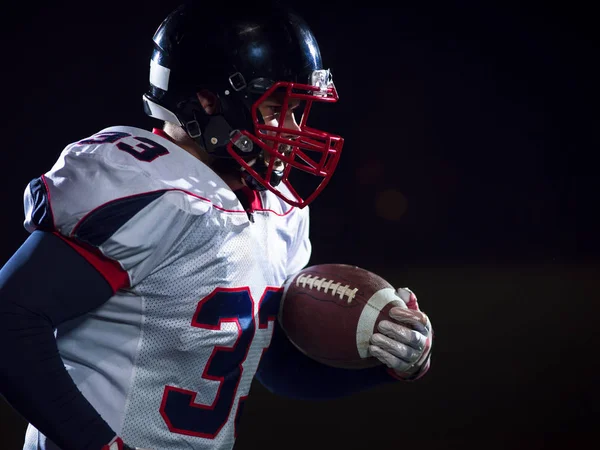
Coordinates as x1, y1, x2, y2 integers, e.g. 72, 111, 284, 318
196, 89, 221, 115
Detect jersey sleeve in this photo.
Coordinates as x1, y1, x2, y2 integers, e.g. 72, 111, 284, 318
23, 128, 210, 291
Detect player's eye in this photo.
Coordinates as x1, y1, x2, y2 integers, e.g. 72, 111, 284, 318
263, 104, 299, 120
268, 107, 282, 118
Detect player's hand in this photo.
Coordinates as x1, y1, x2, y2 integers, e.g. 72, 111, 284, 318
368, 287, 433, 379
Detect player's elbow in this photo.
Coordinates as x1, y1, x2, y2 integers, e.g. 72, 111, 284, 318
0, 252, 55, 379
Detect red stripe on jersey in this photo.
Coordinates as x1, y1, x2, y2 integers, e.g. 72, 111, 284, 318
52, 232, 130, 293
240, 185, 264, 211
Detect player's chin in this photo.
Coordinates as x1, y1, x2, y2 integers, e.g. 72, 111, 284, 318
261, 153, 287, 172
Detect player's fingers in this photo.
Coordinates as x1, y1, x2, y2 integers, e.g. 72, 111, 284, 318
370, 332, 421, 364
377, 319, 426, 351
417, 334, 433, 365
388, 306, 430, 335
396, 287, 419, 310
368, 345, 413, 372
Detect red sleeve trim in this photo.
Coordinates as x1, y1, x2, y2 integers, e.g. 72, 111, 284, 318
52, 232, 130, 294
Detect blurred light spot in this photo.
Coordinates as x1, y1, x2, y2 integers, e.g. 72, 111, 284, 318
356, 160, 385, 185
249, 44, 264, 59
375, 189, 408, 221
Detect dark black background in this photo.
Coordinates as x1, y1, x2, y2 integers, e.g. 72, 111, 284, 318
1, 1, 598, 449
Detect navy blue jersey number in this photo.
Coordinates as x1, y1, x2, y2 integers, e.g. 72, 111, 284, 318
160, 287, 281, 439
78, 131, 131, 144
76, 132, 169, 162
116, 137, 169, 162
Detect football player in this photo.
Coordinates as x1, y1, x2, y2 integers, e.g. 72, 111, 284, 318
0, 2, 433, 450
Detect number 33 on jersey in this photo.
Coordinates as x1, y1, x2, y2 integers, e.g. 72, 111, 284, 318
22, 126, 311, 450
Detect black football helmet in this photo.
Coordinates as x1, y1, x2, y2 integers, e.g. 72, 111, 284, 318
142, 1, 344, 208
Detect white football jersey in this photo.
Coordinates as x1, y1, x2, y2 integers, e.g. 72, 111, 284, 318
21, 126, 311, 450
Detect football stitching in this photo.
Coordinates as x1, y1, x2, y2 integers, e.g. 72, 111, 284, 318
295, 274, 359, 304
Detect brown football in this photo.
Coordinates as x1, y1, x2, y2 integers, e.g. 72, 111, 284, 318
278, 263, 406, 369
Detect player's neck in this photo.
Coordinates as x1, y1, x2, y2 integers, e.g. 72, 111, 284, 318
217, 171, 245, 191
160, 124, 208, 162
160, 124, 245, 191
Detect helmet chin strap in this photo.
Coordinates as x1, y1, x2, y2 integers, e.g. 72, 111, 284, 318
182, 106, 234, 158
241, 155, 284, 191
177, 93, 286, 193
190, 132, 279, 193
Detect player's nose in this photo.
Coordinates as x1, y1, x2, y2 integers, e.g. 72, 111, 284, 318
281, 112, 301, 138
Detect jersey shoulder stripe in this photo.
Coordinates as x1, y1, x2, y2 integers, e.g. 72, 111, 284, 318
22, 126, 220, 287
23, 175, 55, 232
72, 190, 168, 247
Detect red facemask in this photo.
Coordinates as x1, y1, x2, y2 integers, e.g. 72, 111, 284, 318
225, 74, 344, 208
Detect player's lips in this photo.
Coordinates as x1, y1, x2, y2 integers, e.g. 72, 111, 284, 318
261, 143, 293, 171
